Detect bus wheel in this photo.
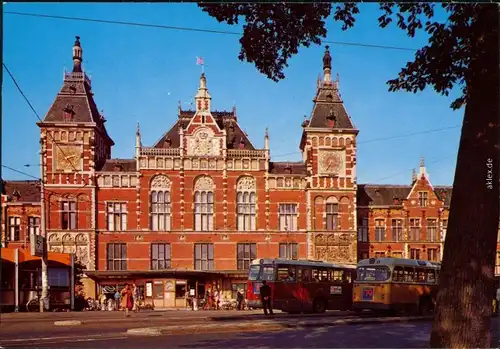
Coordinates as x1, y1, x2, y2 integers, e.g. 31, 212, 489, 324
313, 298, 327, 314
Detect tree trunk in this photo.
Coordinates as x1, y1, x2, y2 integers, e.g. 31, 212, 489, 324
429, 4, 500, 348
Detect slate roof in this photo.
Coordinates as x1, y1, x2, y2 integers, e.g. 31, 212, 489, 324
308, 87, 356, 129
269, 162, 307, 175
357, 184, 453, 207
1, 180, 41, 203
100, 159, 137, 172
153, 109, 256, 150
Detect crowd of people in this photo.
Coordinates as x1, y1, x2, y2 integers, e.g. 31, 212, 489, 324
96, 283, 140, 316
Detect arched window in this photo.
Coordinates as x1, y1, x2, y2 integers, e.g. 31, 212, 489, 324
236, 176, 257, 231
194, 176, 214, 231
150, 175, 172, 231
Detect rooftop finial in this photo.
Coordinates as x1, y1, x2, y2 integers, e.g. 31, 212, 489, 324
412, 168, 417, 183
420, 156, 425, 168
136, 122, 140, 136
72, 36, 83, 73
323, 45, 331, 71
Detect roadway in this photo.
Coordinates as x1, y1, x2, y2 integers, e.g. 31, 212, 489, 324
2, 318, 498, 348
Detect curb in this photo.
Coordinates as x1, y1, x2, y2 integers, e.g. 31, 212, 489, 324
126, 315, 434, 336
54, 320, 82, 326
209, 311, 353, 322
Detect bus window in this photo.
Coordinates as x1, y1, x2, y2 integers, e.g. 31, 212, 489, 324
248, 265, 260, 281
277, 266, 296, 282
301, 268, 311, 283
426, 269, 436, 284
261, 266, 275, 281
333, 270, 344, 281
403, 267, 415, 282
393, 266, 404, 282
357, 266, 391, 281
416, 268, 426, 282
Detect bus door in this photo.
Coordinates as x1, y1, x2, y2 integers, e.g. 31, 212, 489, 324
329, 268, 351, 309
298, 267, 313, 312
274, 265, 301, 313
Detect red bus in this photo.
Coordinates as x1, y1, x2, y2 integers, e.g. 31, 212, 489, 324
246, 258, 357, 314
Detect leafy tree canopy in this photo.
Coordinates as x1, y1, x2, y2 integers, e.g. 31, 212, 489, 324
199, 3, 490, 110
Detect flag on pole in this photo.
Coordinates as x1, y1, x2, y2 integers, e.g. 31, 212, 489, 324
196, 57, 204, 65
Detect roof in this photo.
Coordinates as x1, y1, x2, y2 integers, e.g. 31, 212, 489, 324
357, 184, 453, 207
307, 81, 356, 130
269, 161, 307, 175
357, 257, 441, 269
100, 159, 137, 172
153, 109, 256, 150
1, 180, 41, 203
251, 258, 356, 270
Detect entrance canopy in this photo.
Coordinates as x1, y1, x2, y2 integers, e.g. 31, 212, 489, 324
85, 269, 248, 282
1, 248, 71, 266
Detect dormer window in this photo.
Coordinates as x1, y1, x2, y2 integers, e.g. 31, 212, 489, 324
284, 166, 292, 174
239, 139, 245, 149
12, 190, 21, 202
165, 138, 172, 148
63, 104, 75, 121
393, 197, 400, 205
229, 124, 235, 132
69, 85, 77, 94
326, 94, 333, 101
113, 164, 123, 172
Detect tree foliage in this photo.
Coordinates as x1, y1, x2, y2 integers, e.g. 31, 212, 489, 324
199, 3, 491, 110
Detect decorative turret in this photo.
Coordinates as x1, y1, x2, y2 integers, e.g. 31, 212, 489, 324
135, 122, 141, 170
264, 127, 269, 150
419, 156, 428, 179
195, 73, 212, 114
72, 36, 83, 73
322, 45, 332, 83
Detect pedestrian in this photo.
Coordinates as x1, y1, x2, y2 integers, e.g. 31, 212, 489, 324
99, 292, 107, 311
132, 283, 140, 312
237, 288, 244, 311
214, 288, 220, 310
206, 288, 213, 310
260, 280, 273, 316
114, 289, 121, 311
120, 284, 134, 317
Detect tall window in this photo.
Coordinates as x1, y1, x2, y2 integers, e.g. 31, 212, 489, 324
279, 243, 298, 260
107, 202, 127, 231
106, 243, 127, 271
237, 192, 256, 231
279, 204, 298, 231
7, 217, 20, 241
151, 191, 171, 231
410, 248, 421, 259
237, 243, 256, 270
28, 216, 41, 241
151, 243, 171, 270
61, 201, 76, 230
391, 219, 403, 241
357, 217, 368, 242
409, 218, 421, 241
418, 192, 428, 207
194, 243, 214, 270
427, 248, 439, 261
194, 176, 214, 231
426, 219, 438, 241
326, 203, 339, 230
441, 219, 448, 241
374, 219, 385, 241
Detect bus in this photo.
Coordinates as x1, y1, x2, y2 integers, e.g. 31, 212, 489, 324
246, 258, 356, 314
352, 257, 440, 315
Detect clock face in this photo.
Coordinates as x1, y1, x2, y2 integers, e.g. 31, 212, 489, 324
319, 151, 343, 175
55, 145, 83, 172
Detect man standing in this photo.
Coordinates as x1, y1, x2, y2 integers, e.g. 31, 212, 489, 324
260, 280, 273, 316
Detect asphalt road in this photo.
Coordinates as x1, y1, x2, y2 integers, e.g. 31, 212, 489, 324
1, 318, 498, 348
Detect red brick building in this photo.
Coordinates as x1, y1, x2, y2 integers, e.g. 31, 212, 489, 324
2, 37, 499, 306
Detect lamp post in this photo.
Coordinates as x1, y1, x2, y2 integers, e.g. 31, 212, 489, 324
39, 145, 48, 312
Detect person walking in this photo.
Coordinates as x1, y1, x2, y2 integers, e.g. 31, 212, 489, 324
121, 284, 134, 317
260, 280, 273, 316
114, 289, 121, 311
132, 284, 140, 312
237, 288, 244, 311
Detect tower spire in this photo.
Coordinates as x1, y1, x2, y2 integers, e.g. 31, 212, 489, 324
322, 45, 332, 83
194, 73, 212, 113
72, 36, 83, 73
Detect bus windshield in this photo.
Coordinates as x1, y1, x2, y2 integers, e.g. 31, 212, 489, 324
357, 266, 391, 282
248, 264, 275, 281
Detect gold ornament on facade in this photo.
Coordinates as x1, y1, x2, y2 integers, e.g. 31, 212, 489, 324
151, 174, 172, 189
236, 176, 256, 191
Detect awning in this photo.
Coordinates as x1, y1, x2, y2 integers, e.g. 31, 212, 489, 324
1, 248, 71, 266
85, 269, 248, 282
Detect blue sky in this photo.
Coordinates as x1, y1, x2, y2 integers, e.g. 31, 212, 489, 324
2, 3, 462, 185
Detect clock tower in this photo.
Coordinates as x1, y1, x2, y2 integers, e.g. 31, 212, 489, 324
300, 46, 359, 264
